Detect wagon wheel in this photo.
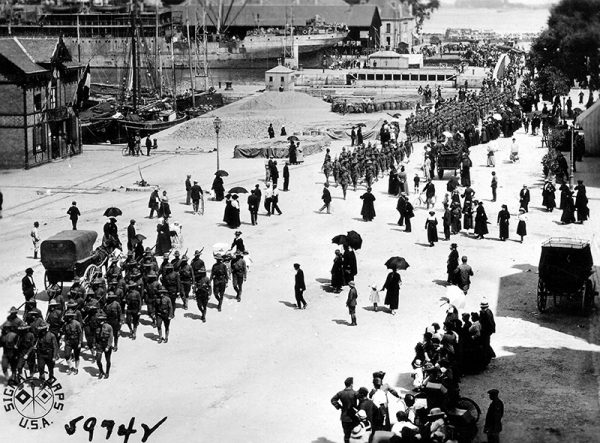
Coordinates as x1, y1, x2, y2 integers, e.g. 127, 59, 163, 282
456, 396, 481, 423
82, 264, 100, 288
537, 279, 547, 313
44, 271, 63, 292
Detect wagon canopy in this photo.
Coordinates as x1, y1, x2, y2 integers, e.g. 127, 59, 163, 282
538, 238, 594, 291
41, 230, 98, 270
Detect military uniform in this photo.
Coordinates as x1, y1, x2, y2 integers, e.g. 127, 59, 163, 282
178, 258, 193, 309
155, 291, 173, 343
45, 301, 63, 340
162, 265, 181, 315
62, 313, 83, 374
1, 327, 19, 382
124, 285, 142, 339
104, 295, 122, 351
94, 316, 113, 379
210, 259, 229, 312
36, 324, 59, 381
16, 325, 36, 378
195, 275, 211, 322
230, 255, 247, 302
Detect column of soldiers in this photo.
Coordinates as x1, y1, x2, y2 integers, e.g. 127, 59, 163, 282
0, 243, 247, 384
322, 123, 414, 194
404, 85, 517, 143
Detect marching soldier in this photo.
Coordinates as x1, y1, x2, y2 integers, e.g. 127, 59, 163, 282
45, 299, 63, 341
124, 282, 142, 340
24, 303, 43, 335
36, 322, 58, 382
194, 269, 211, 323
191, 249, 206, 281
171, 250, 182, 272
210, 255, 229, 312
162, 263, 181, 316
1, 323, 19, 384
94, 313, 113, 379
82, 297, 100, 352
231, 251, 247, 302
62, 310, 82, 374
104, 292, 122, 352
159, 253, 171, 277
106, 257, 122, 281
145, 272, 160, 326
156, 288, 173, 343
122, 251, 137, 276
178, 256, 193, 310
16, 324, 36, 379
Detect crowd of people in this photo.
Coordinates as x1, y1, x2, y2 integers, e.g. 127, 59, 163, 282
1, 225, 249, 383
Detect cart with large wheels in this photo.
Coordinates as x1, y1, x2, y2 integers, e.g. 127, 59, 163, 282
436, 150, 462, 179
41, 230, 115, 294
537, 238, 597, 314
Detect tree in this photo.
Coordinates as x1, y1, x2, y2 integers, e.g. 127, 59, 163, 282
529, 0, 600, 94
406, 0, 440, 33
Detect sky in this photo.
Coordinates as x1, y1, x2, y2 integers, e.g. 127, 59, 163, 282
439, 0, 558, 5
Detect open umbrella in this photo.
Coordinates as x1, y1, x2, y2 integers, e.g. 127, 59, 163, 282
287, 135, 299, 142
492, 113, 502, 121
331, 234, 348, 246
346, 230, 363, 250
215, 170, 229, 177
356, 122, 367, 127
103, 207, 122, 217
135, 234, 147, 242
385, 256, 410, 270
444, 285, 466, 309
442, 131, 453, 138
228, 186, 248, 194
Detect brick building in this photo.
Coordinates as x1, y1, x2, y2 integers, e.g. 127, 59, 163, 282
0, 37, 82, 169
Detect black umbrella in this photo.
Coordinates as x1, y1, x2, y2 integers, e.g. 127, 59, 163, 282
356, 123, 367, 127
332, 234, 347, 246
228, 186, 248, 194
346, 230, 363, 250
385, 256, 410, 270
103, 207, 122, 217
287, 135, 299, 142
135, 234, 147, 242
215, 170, 229, 177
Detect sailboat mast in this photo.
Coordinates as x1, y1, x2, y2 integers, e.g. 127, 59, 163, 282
217, 0, 222, 35
203, 6, 208, 91
76, 14, 81, 62
155, 4, 161, 97
131, 8, 138, 112
186, 17, 195, 107
170, 19, 177, 112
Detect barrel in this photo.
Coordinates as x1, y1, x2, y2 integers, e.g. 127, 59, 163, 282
375, 103, 383, 112
366, 104, 373, 113
383, 102, 390, 111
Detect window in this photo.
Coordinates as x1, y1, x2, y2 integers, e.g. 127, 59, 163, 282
419, 74, 427, 81
385, 74, 392, 80
367, 74, 375, 80
49, 87, 57, 109
428, 75, 436, 81
386, 37, 391, 46
269, 76, 273, 82
375, 74, 383, 80
410, 74, 417, 81
358, 74, 366, 80
34, 93, 42, 111
393, 74, 401, 80
386, 23, 391, 33
281, 76, 284, 83
402, 74, 409, 81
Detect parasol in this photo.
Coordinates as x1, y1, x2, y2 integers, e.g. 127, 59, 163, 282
103, 207, 122, 217
346, 230, 363, 250
442, 131, 453, 138
492, 113, 502, 121
444, 286, 466, 309
331, 234, 347, 246
215, 170, 229, 177
385, 256, 410, 270
228, 186, 248, 194
287, 135, 299, 142
356, 123, 367, 127
135, 234, 147, 242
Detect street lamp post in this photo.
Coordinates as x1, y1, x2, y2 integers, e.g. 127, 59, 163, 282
213, 116, 222, 171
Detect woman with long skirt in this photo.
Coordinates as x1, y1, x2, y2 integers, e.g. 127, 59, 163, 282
381, 268, 401, 315
425, 211, 439, 247
560, 189, 576, 224
360, 187, 376, 221
516, 208, 528, 243
474, 201, 489, 239
497, 204, 510, 241
330, 250, 345, 293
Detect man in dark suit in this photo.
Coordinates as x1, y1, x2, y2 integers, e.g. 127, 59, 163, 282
190, 181, 204, 215
293, 263, 307, 309
319, 183, 332, 214
283, 162, 290, 191
67, 201, 80, 230
230, 231, 245, 253
185, 175, 192, 205
519, 184, 530, 212
22, 268, 36, 302
127, 219, 136, 252
247, 191, 259, 225
330, 377, 358, 443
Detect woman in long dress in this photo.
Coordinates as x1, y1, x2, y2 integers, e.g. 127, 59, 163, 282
574, 181, 589, 223
516, 208, 527, 243
212, 174, 225, 201
381, 268, 401, 315
541, 181, 556, 211
425, 211, 439, 247
155, 219, 172, 255
560, 189, 576, 224
388, 167, 400, 195
223, 194, 234, 226
463, 201, 474, 233
497, 204, 510, 241
330, 250, 345, 293
360, 187, 376, 221
160, 191, 171, 220
474, 201, 489, 239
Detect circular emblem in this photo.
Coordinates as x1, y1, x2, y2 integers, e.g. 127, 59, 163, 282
3, 376, 65, 430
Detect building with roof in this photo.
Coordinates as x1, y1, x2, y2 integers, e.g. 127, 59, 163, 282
265, 63, 296, 91
370, 0, 415, 52
0, 36, 82, 169
576, 101, 600, 157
